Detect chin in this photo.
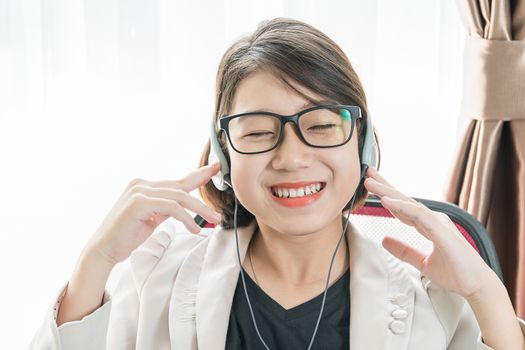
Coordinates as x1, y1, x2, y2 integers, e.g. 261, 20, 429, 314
262, 212, 338, 236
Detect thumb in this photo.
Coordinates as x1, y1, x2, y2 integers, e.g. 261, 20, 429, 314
382, 236, 426, 272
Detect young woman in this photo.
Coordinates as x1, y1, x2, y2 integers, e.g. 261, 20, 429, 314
31, 18, 524, 350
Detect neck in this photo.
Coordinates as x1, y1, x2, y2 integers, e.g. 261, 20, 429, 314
249, 215, 349, 286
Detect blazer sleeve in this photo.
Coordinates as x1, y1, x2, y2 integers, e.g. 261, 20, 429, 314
422, 275, 525, 350
28, 263, 137, 350
446, 297, 525, 349
28, 218, 204, 350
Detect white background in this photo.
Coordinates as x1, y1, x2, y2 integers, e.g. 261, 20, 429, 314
0, 0, 464, 347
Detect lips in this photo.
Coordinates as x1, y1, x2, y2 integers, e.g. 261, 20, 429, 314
267, 181, 326, 208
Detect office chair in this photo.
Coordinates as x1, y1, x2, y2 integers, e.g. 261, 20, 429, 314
195, 195, 503, 281
350, 195, 503, 282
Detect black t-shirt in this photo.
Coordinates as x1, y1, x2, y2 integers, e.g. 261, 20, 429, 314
225, 267, 350, 349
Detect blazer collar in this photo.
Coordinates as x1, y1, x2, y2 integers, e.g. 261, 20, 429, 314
194, 221, 258, 349
174, 219, 416, 350
347, 222, 416, 349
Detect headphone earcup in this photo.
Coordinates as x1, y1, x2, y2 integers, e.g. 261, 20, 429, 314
209, 119, 231, 191
360, 114, 379, 172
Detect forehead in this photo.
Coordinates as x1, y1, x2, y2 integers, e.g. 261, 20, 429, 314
230, 70, 324, 115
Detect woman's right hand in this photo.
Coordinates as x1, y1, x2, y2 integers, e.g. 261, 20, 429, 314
85, 162, 223, 266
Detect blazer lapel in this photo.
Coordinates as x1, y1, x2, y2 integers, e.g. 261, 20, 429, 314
168, 234, 211, 349
348, 222, 415, 350
195, 221, 257, 350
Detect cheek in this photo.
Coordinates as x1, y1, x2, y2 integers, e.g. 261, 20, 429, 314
332, 138, 361, 192
334, 155, 360, 187
229, 153, 265, 197
229, 157, 270, 216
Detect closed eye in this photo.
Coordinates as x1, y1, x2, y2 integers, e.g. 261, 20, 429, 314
308, 124, 337, 131
244, 131, 275, 138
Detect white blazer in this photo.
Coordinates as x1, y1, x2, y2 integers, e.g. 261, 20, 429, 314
30, 218, 525, 349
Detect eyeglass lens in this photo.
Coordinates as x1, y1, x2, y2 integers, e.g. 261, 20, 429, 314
228, 107, 353, 153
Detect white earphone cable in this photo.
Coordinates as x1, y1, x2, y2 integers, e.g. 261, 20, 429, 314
233, 167, 363, 349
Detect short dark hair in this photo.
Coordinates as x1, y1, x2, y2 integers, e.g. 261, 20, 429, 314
199, 17, 380, 229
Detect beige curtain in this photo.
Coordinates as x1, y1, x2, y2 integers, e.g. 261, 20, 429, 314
444, 0, 525, 317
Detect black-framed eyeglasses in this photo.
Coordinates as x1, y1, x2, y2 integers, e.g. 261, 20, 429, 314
217, 104, 362, 154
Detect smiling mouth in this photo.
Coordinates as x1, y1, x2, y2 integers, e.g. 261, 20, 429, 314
269, 182, 326, 199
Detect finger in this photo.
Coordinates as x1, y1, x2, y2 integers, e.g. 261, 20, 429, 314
365, 177, 418, 205
381, 196, 449, 248
176, 162, 222, 192
382, 236, 427, 272
365, 167, 418, 204
366, 166, 395, 188
131, 186, 222, 224
380, 196, 429, 237
146, 213, 171, 227
135, 194, 203, 234
130, 162, 221, 193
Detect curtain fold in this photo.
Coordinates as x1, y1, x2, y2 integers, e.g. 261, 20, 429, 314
445, 0, 525, 317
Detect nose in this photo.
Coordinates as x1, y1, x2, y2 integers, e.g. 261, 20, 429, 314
271, 122, 314, 170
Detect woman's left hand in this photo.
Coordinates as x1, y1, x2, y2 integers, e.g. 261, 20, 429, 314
363, 166, 496, 299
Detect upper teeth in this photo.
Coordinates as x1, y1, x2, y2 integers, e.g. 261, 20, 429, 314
272, 183, 322, 198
